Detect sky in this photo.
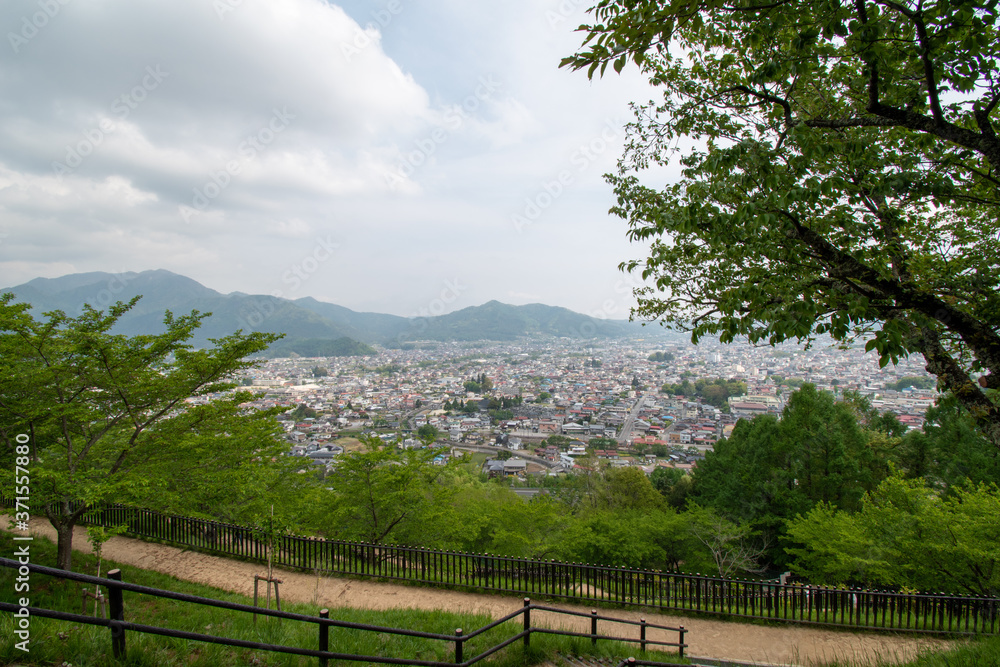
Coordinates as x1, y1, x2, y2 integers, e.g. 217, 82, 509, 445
0, 0, 665, 319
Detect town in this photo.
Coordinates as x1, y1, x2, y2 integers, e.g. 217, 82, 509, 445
231, 335, 938, 480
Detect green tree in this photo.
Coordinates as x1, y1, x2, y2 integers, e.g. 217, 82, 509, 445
312, 437, 452, 545
786, 476, 1000, 596
898, 394, 1000, 489
891, 376, 936, 391
687, 505, 769, 578
453, 485, 569, 558
0, 295, 282, 570
693, 385, 876, 563
563, 0, 1000, 449
416, 423, 440, 443
289, 403, 317, 421
650, 466, 692, 510
556, 508, 692, 569
586, 466, 664, 513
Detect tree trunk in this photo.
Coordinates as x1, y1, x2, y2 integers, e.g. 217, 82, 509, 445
55, 520, 75, 571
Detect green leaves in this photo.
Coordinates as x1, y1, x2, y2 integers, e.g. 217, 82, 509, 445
786, 476, 1000, 596
316, 437, 453, 545
565, 0, 1000, 447
0, 294, 283, 570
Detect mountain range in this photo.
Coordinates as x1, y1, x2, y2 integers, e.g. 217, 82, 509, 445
2, 270, 655, 355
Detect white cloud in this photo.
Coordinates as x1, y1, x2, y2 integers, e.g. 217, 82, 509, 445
0, 0, 656, 316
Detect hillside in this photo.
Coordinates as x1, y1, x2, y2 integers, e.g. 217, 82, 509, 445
2, 270, 650, 349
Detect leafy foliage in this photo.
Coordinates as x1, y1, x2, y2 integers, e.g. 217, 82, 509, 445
0, 295, 283, 570
897, 394, 1000, 488
692, 384, 879, 563
308, 436, 454, 545
786, 476, 1000, 596
563, 0, 1000, 447
661, 377, 747, 407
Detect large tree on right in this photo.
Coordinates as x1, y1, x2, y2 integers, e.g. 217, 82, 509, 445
562, 0, 1000, 447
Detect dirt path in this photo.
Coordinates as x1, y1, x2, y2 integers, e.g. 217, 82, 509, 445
5, 516, 955, 666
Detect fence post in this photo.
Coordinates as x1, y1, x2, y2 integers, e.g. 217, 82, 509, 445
318, 609, 329, 667
107, 569, 125, 659
591, 609, 598, 645
523, 598, 530, 648
678, 625, 686, 660
454, 628, 463, 664
640, 618, 646, 653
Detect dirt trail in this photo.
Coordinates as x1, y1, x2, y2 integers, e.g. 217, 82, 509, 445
4, 515, 955, 666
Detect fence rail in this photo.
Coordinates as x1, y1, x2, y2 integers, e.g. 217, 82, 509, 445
7, 500, 1000, 635
0, 558, 687, 666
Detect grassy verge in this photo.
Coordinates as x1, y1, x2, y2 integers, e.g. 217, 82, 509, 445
821, 634, 1000, 667
0, 530, 684, 666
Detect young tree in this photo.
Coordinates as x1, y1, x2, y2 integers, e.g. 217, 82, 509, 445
563, 0, 1000, 448
311, 436, 453, 545
687, 505, 769, 578
0, 295, 283, 570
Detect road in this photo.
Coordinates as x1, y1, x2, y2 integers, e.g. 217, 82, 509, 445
617, 391, 652, 446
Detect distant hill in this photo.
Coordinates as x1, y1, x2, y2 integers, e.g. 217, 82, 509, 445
2, 270, 368, 355
266, 336, 377, 358
2, 270, 653, 350
293, 296, 409, 341
400, 301, 633, 342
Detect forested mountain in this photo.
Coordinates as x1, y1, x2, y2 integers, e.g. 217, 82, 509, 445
2, 270, 648, 351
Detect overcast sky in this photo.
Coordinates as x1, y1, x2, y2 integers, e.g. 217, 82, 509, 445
0, 0, 664, 319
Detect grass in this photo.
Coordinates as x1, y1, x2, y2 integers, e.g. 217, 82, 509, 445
819, 634, 1000, 666
0, 531, 684, 666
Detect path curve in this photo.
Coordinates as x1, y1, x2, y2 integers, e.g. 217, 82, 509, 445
4, 516, 955, 666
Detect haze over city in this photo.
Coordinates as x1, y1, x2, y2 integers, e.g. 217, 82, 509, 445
0, 0, 664, 318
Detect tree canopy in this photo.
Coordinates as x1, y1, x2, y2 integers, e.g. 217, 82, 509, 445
309, 437, 453, 545
786, 476, 1000, 596
693, 384, 879, 563
562, 0, 1000, 448
0, 295, 283, 570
